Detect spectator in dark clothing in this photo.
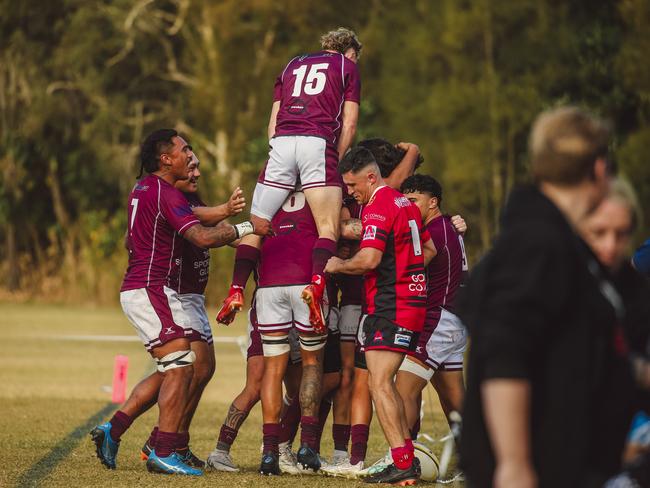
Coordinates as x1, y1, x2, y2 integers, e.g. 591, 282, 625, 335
459, 107, 632, 488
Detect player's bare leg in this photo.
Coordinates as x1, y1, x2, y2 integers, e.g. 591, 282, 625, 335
296, 335, 327, 471
302, 186, 342, 333
208, 355, 264, 471
431, 370, 464, 427
395, 358, 430, 432
365, 349, 419, 484
172, 341, 215, 467
259, 332, 291, 475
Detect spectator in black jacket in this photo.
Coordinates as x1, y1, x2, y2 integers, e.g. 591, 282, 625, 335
459, 107, 632, 488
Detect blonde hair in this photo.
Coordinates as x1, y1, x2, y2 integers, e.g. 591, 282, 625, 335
529, 106, 611, 185
321, 27, 362, 58
608, 177, 642, 232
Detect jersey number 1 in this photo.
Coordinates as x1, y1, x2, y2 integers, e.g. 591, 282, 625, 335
408, 220, 422, 256
291, 63, 329, 97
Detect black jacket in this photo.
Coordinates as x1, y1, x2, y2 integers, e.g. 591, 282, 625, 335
459, 185, 636, 488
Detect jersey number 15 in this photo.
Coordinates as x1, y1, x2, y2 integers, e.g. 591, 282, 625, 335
291, 63, 329, 97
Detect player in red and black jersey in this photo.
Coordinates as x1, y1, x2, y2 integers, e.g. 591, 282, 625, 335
325, 147, 435, 485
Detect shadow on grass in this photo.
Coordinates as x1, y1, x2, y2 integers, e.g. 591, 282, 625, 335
16, 402, 115, 488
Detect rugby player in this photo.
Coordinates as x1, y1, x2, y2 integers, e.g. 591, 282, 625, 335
138, 156, 246, 467
396, 174, 468, 439
325, 147, 436, 485
90, 129, 265, 475
254, 188, 333, 475
221, 27, 363, 335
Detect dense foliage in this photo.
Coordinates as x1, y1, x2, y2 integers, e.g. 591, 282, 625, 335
1, 0, 649, 303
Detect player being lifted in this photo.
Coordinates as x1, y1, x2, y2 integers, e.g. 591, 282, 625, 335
218, 28, 362, 334
325, 147, 435, 485
90, 129, 265, 476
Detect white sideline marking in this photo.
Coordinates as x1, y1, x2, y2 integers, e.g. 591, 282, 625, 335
51, 334, 245, 344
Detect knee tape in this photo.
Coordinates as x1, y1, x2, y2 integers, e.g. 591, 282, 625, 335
261, 334, 290, 357
399, 357, 434, 381
156, 350, 196, 372
299, 334, 328, 351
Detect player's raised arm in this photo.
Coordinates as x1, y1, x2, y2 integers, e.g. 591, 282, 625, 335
337, 101, 359, 161
192, 187, 246, 226
384, 142, 421, 189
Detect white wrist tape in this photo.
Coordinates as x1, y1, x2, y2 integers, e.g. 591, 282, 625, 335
234, 221, 254, 239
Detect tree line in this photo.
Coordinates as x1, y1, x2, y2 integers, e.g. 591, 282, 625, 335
1, 0, 649, 304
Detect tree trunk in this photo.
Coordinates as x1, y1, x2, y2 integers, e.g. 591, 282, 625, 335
5, 221, 19, 291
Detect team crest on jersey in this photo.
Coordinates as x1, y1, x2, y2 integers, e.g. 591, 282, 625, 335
394, 333, 411, 347
394, 196, 411, 208
363, 225, 377, 241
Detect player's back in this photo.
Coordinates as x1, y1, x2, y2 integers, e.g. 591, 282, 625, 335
121, 174, 199, 292
273, 51, 360, 145
425, 215, 468, 313
258, 190, 318, 287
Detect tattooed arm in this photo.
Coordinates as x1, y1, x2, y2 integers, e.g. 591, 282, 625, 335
184, 223, 238, 248
340, 218, 362, 240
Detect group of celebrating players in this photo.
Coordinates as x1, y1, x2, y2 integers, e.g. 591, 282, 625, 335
89, 27, 468, 485
88, 25, 650, 487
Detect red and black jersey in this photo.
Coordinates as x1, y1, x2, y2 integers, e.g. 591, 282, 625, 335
360, 186, 431, 332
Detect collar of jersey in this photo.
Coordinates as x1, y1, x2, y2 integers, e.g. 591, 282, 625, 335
369, 185, 388, 204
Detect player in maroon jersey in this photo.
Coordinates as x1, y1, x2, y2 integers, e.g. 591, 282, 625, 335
223, 28, 362, 336
325, 147, 436, 485
137, 156, 246, 467
395, 175, 468, 457
90, 129, 266, 476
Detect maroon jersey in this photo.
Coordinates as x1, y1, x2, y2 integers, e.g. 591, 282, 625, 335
273, 51, 361, 145
173, 193, 210, 295
338, 198, 364, 307
360, 186, 431, 331
121, 174, 200, 291
425, 215, 467, 317
258, 191, 318, 287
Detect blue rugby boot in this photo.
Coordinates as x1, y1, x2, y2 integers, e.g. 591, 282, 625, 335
90, 422, 119, 469
146, 450, 203, 475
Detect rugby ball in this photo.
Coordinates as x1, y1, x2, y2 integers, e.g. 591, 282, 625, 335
413, 441, 439, 481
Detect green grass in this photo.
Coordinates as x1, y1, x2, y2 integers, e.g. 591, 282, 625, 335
0, 303, 461, 487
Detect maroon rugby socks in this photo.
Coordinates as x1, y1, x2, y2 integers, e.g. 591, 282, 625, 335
109, 410, 133, 441
312, 238, 337, 278
232, 244, 260, 288
350, 423, 369, 465
263, 423, 281, 455
332, 423, 351, 452
300, 415, 320, 450
155, 431, 184, 458
313, 399, 332, 452
146, 426, 158, 448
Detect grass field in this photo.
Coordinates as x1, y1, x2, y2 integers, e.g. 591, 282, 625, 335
1, 303, 461, 487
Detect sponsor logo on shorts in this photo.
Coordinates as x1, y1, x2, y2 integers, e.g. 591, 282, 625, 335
373, 330, 383, 342
363, 225, 377, 241
164, 327, 175, 335
394, 333, 411, 347
416, 346, 423, 354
